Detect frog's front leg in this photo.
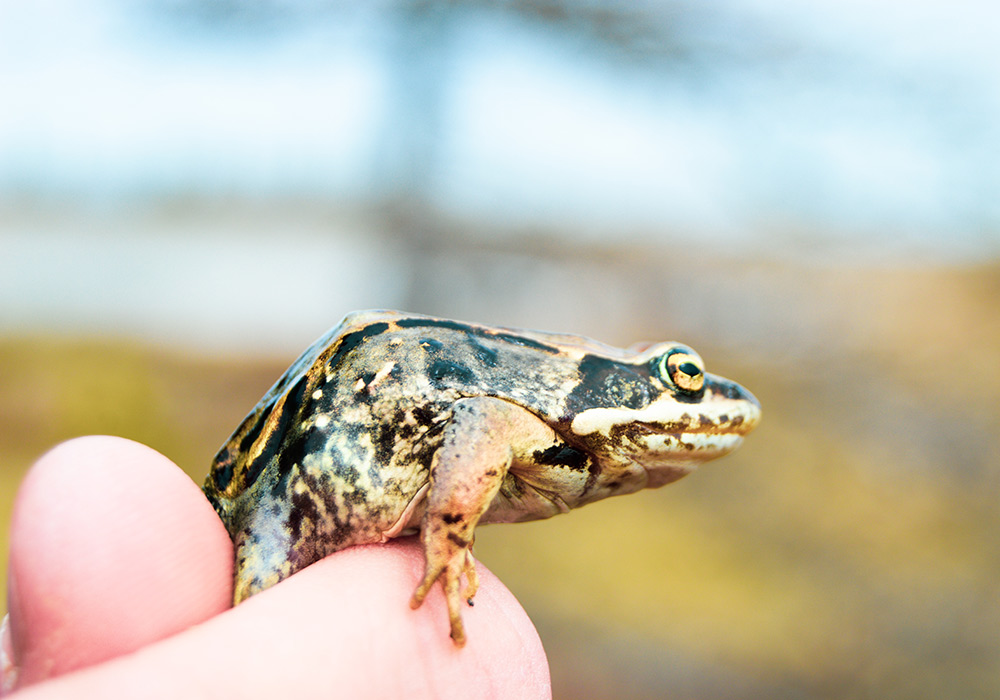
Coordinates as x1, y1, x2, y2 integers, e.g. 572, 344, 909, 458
409, 396, 561, 646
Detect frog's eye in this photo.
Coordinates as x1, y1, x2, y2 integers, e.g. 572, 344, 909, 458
655, 349, 705, 394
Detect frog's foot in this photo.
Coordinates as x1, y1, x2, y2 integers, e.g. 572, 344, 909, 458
410, 542, 479, 646
410, 526, 479, 646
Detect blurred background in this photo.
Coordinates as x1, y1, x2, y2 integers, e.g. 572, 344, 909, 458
2, 0, 999, 697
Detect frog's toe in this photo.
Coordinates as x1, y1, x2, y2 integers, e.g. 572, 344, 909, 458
409, 567, 440, 609
448, 607, 467, 646
462, 559, 479, 604
443, 551, 478, 646
410, 547, 478, 646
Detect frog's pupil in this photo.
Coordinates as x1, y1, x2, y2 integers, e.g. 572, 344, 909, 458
679, 361, 701, 377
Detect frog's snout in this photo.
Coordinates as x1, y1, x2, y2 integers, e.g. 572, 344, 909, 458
703, 373, 761, 436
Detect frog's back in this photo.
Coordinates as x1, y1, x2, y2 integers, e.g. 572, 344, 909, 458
204, 311, 581, 526
329, 311, 582, 416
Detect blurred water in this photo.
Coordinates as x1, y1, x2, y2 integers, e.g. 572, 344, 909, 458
0, 207, 406, 353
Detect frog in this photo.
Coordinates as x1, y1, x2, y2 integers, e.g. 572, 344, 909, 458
203, 310, 760, 646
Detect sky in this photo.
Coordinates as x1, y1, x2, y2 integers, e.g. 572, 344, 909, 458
1, 0, 998, 260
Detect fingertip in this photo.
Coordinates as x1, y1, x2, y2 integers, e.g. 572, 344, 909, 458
3, 539, 550, 699
204, 540, 551, 698
7, 436, 233, 689
280, 541, 551, 698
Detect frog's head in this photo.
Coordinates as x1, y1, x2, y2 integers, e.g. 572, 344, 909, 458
567, 342, 761, 487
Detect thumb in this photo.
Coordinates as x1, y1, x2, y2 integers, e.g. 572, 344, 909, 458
3, 436, 233, 692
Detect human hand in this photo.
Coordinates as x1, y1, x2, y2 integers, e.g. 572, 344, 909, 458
2, 436, 550, 698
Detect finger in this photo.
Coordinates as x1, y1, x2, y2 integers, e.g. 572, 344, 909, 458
12, 541, 551, 699
5, 436, 233, 690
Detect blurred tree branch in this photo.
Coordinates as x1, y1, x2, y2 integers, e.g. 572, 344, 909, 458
144, 0, 792, 68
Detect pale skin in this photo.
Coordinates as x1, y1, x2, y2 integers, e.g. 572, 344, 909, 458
1, 436, 550, 698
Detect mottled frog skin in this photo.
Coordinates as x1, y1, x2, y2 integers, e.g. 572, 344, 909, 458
204, 310, 760, 645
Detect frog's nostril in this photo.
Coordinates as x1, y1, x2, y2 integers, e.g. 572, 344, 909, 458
718, 378, 758, 404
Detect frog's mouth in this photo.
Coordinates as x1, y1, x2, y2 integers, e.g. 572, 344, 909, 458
633, 428, 747, 475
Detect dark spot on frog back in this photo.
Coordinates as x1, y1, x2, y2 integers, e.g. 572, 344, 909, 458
326, 322, 391, 371
209, 405, 268, 493
394, 317, 559, 355
235, 411, 267, 466
397, 317, 469, 333
490, 331, 559, 354
210, 452, 235, 493
465, 333, 499, 367
243, 373, 312, 490
287, 488, 320, 542
428, 359, 477, 387
270, 413, 357, 497
352, 371, 380, 404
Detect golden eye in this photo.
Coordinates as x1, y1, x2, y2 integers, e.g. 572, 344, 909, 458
657, 349, 705, 393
